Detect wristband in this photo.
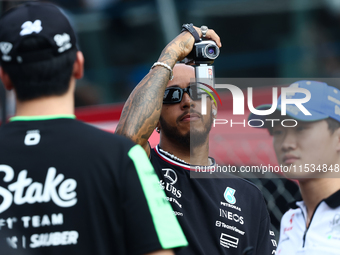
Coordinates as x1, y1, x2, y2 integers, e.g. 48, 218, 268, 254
151, 62, 174, 80
181, 23, 201, 43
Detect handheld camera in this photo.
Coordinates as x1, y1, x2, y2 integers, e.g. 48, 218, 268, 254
184, 40, 220, 98
184, 40, 219, 65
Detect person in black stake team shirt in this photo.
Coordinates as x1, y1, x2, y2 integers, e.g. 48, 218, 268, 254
116, 24, 277, 254
0, 2, 188, 255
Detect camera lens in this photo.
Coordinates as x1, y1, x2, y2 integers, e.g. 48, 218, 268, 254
208, 47, 215, 55
204, 44, 219, 59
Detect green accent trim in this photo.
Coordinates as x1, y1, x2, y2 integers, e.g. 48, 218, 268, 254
128, 145, 188, 249
199, 87, 217, 106
10, 115, 76, 122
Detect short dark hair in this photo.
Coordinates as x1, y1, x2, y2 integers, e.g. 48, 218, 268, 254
1, 36, 77, 101
326, 117, 340, 134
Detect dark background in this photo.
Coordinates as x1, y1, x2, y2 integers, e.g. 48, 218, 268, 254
3, 0, 340, 108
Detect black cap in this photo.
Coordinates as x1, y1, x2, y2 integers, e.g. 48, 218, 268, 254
0, 2, 77, 64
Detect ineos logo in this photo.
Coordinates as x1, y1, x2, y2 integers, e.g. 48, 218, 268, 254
162, 168, 177, 185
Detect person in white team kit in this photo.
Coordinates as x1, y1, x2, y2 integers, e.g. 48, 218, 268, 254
249, 80, 340, 255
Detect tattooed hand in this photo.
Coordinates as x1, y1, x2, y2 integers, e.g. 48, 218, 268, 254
158, 26, 222, 68
115, 25, 221, 156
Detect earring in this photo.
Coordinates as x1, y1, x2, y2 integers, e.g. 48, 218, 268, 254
212, 109, 217, 116
156, 127, 160, 133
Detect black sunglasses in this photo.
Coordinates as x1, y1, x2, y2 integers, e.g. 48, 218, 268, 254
163, 85, 199, 104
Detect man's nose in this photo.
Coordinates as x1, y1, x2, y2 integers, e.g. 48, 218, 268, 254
281, 131, 297, 152
180, 91, 196, 110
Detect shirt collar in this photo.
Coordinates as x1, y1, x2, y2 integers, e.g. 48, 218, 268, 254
324, 189, 340, 208
10, 114, 76, 122
289, 189, 340, 209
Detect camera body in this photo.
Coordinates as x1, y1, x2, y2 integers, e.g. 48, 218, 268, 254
184, 40, 220, 66
184, 40, 220, 100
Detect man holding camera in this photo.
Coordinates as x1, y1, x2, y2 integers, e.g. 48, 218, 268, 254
116, 24, 276, 255
248, 80, 340, 254
0, 2, 188, 255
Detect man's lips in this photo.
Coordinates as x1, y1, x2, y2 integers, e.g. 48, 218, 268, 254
282, 155, 300, 164
179, 112, 201, 122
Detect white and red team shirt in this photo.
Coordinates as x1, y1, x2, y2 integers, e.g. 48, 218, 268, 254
277, 190, 340, 255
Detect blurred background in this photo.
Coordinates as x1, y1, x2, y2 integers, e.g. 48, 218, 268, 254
3, 0, 340, 108
2, 0, 340, 237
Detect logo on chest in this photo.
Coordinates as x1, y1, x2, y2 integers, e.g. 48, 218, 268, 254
330, 214, 340, 234
160, 168, 182, 199
224, 187, 236, 204
220, 187, 242, 211
219, 209, 244, 225
162, 168, 177, 185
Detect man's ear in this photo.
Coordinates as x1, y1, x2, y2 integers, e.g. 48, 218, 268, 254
73, 51, 84, 79
156, 121, 161, 133
0, 67, 14, 91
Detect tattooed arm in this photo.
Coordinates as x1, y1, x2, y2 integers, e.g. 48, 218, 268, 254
115, 27, 221, 156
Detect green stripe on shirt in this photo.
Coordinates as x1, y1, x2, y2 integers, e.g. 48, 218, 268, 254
128, 144, 188, 249
10, 115, 76, 122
